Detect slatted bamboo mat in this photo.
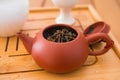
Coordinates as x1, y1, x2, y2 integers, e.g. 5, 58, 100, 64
0, 5, 120, 80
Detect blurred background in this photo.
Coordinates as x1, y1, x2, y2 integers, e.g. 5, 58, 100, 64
30, 0, 120, 44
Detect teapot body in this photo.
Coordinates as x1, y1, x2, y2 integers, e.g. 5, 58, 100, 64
17, 23, 114, 73
0, 0, 29, 37
31, 26, 89, 73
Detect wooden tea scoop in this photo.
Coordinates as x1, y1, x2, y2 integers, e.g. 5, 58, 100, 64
83, 21, 110, 44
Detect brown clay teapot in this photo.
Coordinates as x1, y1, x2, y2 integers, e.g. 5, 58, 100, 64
17, 22, 114, 73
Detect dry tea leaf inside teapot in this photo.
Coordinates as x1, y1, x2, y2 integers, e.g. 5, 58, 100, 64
43, 26, 77, 43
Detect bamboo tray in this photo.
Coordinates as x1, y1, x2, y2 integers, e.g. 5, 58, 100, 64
0, 5, 120, 80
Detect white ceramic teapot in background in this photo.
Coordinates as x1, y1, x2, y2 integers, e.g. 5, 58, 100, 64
52, 0, 79, 24
0, 0, 29, 37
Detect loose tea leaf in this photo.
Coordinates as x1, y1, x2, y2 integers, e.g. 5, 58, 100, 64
43, 26, 77, 43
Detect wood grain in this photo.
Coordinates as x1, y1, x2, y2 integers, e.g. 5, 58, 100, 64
0, 5, 119, 80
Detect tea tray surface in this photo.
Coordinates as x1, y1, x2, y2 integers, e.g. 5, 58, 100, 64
0, 5, 120, 80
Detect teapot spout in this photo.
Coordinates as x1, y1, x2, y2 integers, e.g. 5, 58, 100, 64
17, 32, 34, 53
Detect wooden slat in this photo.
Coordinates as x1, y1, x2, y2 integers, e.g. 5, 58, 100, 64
6, 37, 17, 54
16, 37, 28, 54
0, 38, 7, 53
0, 55, 42, 74
0, 5, 120, 80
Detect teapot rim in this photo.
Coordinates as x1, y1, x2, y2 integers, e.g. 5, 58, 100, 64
40, 24, 83, 44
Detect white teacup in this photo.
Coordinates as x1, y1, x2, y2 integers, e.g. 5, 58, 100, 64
0, 0, 29, 37
52, 0, 79, 24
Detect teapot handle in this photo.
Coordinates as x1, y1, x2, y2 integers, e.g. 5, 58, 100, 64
86, 33, 114, 56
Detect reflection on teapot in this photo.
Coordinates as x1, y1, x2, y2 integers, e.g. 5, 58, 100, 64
17, 22, 114, 73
